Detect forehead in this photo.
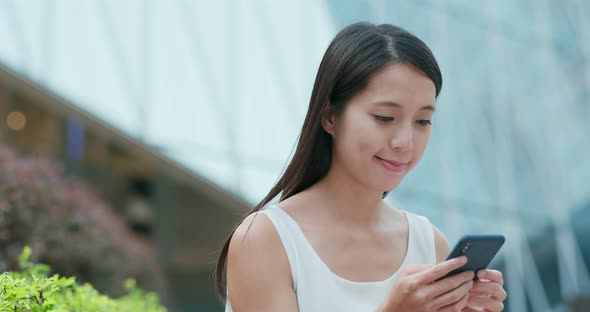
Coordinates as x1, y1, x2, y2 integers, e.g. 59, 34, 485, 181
353, 62, 437, 109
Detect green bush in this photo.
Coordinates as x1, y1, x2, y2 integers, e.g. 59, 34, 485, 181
0, 145, 168, 301
0, 246, 167, 312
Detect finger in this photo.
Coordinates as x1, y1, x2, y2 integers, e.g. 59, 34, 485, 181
431, 279, 473, 309
417, 256, 468, 283
478, 269, 504, 285
470, 280, 507, 301
437, 287, 471, 312
466, 295, 505, 311
429, 270, 475, 298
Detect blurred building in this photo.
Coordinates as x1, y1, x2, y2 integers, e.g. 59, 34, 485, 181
0, 63, 247, 310
0, 1, 589, 311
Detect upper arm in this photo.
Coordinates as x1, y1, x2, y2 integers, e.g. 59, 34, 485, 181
227, 213, 298, 312
433, 225, 450, 264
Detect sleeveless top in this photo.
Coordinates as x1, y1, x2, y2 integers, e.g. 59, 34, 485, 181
226, 204, 437, 311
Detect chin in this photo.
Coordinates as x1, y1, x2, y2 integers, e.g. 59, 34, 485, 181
380, 179, 403, 193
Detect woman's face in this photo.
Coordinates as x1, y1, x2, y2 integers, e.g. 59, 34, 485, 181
323, 62, 437, 192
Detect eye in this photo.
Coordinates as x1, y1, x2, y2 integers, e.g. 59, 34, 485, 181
373, 115, 394, 123
417, 120, 432, 126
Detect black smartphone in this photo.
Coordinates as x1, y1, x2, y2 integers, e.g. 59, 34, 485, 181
435, 234, 505, 282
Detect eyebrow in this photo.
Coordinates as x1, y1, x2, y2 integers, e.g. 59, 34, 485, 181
374, 101, 436, 112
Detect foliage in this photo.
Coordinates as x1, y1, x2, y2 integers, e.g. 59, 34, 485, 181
0, 145, 168, 301
0, 246, 167, 312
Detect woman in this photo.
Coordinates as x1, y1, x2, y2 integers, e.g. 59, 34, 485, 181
216, 22, 507, 311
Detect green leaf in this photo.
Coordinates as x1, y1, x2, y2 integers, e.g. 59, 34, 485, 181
1, 248, 167, 312
18, 246, 32, 270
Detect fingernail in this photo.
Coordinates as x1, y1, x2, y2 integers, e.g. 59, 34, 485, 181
478, 270, 487, 278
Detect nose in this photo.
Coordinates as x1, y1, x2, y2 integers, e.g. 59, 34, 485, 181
389, 123, 413, 152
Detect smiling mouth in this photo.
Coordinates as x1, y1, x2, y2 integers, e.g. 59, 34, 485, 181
376, 156, 409, 172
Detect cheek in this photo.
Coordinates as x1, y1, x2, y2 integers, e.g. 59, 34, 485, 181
354, 125, 382, 159
411, 132, 432, 162
334, 110, 386, 167
338, 131, 373, 162
337, 116, 379, 155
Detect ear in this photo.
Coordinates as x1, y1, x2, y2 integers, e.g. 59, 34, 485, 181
320, 104, 337, 136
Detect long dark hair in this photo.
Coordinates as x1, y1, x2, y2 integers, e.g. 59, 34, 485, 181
215, 22, 442, 299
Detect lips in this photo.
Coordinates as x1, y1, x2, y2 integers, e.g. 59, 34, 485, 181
378, 157, 409, 166
376, 156, 409, 172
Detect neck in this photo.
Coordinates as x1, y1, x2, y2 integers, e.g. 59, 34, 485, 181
308, 161, 392, 228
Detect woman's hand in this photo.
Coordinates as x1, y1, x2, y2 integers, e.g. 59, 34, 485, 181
462, 269, 506, 311
379, 256, 475, 312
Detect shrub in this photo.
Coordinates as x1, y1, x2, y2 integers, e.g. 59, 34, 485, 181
0, 145, 168, 302
0, 246, 167, 311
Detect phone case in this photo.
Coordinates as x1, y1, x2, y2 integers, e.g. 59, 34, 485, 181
436, 234, 505, 282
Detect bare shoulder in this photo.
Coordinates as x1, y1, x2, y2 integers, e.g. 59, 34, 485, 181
227, 212, 298, 311
229, 212, 285, 256
276, 191, 315, 216
432, 225, 450, 263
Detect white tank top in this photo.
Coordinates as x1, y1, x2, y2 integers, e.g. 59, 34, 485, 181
226, 204, 437, 311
